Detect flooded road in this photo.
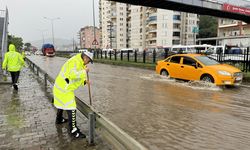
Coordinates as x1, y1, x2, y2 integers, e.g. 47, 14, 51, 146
27, 56, 250, 150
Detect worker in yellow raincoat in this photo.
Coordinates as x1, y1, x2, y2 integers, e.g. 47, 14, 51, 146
2, 44, 25, 90
53, 50, 93, 138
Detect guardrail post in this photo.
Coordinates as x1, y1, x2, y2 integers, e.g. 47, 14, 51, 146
32, 63, 35, 72
100, 50, 102, 59
88, 112, 95, 145
44, 73, 48, 89
109, 51, 112, 60
37, 67, 39, 76
105, 51, 107, 59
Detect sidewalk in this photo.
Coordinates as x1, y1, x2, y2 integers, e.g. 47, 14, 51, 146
0, 67, 111, 150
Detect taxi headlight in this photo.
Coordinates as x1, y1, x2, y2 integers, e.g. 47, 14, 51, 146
218, 70, 231, 76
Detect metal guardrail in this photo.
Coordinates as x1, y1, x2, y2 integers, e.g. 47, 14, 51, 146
25, 57, 147, 150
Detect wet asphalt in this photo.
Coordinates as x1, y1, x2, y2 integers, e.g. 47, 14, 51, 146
0, 67, 111, 150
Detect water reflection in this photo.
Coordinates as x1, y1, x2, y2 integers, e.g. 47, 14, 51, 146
5, 91, 23, 128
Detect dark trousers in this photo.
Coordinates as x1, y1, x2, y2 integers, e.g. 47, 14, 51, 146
10, 71, 20, 85
56, 109, 77, 131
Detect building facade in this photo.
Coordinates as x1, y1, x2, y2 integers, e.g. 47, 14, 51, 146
216, 18, 250, 47
79, 26, 100, 49
99, 0, 199, 51
218, 19, 250, 37
99, 0, 127, 50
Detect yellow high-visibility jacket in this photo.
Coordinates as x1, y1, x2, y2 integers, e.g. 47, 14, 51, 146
2, 44, 25, 72
53, 53, 87, 110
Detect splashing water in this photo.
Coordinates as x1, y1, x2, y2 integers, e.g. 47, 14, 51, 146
140, 74, 222, 91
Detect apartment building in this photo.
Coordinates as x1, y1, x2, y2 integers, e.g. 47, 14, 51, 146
215, 18, 250, 46
181, 13, 199, 45
79, 26, 100, 49
129, 6, 147, 50
218, 19, 250, 37
99, 0, 199, 50
99, 0, 127, 50
146, 8, 175, 49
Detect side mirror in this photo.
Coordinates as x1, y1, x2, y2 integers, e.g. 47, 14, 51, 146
191, 63, 197, 69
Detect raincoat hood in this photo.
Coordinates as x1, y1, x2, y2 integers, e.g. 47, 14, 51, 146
9, 44, 16, 52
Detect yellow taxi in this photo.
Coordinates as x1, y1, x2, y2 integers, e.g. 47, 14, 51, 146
156, 54, 243, 86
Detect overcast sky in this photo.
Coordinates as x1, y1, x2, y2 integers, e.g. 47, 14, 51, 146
0, 0, 99, 43
1, 0, 250, 43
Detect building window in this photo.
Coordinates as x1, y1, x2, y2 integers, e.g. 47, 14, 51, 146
173, 15, 181, 20
173, 32, 180, 37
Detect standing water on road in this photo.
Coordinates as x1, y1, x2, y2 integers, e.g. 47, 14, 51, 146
28, 56, 250, 150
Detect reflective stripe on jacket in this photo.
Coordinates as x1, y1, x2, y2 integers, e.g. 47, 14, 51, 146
2, 44, 25, 72
53, 53, 87, 110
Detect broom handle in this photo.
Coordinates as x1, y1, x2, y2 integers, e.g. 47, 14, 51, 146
87, 72, 92, 106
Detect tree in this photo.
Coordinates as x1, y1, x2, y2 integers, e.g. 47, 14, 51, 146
24, 43, 31, 48
24, 43, 32, 51
198, 15, 218, 38
8, 35, 24, 51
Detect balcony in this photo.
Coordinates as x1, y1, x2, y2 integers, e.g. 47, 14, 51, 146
149, 12, 157, 18
173, 36, 181, 40
147, 16, 157, 25
173, 28, 181, 32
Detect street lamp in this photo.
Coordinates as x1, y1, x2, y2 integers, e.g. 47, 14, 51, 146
92, 0, 96, 50
43, 17, 60, 46
37, 29, 47, 45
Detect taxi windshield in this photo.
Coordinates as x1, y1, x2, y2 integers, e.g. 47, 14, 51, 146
195, 56, 220, 66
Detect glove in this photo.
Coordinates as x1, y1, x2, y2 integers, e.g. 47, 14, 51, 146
65, 78, 69, 84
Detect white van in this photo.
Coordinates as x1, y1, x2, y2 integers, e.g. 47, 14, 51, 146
102, 49, 114, 54
170, 44, 212, 54
205, 46, 244, 61
120, 48, 136, 53
78, 49, 88, 53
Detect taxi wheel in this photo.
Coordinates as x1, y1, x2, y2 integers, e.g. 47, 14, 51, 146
161, 70, 169, 77
201, 75, 214, 83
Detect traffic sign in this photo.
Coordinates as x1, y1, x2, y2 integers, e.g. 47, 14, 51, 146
192, 27, 199, 33
92, 39, 99, 45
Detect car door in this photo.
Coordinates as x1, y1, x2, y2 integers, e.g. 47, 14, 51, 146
167, 56, 182, 78
180, 56, 203, 81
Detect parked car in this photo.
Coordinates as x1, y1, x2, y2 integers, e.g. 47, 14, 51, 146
24, 51, 31, 56
156, 54, 243, 86
205, 45, 245, 61
35, 51, 43, 55
102, 49, 115, 54
170, 44, 212, 54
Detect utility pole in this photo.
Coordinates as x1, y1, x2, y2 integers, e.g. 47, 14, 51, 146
73, 36, 75, 51
92, 0, 98, 52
